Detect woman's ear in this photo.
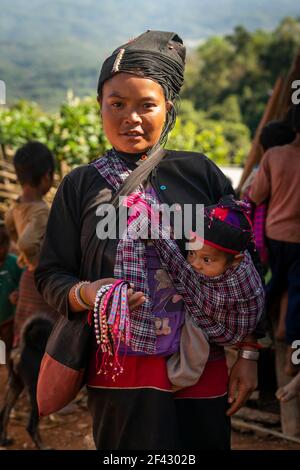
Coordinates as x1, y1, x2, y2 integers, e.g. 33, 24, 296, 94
166, 100, 173, 113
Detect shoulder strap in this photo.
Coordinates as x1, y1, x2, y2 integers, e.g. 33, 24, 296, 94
80, 146, 167, 280
110, 146, 166, 209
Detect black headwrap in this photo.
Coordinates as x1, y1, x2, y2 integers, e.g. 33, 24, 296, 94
97, 30, 186, 144
202, 196, 253, 254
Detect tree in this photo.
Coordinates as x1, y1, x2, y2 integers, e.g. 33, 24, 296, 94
182, 17, 300, 134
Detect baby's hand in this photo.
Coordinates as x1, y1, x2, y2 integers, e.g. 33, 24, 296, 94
127, 284, 146, 312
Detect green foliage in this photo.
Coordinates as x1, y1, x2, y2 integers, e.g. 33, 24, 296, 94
0, 92, 108, 171
182, 17, 300, 133
1, 0, 300, 111
0, 101, 51, 148
46, 92, 108, 167
169, 100, 250, 165
1, 15, 299, 168
0, 93, 249, 168
206, 95, 242, 123
168, 118, 230, 164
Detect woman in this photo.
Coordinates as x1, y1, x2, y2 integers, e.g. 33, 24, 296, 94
35, 30, 261, 450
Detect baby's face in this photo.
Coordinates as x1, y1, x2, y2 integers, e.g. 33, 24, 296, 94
187, 243, 232, 277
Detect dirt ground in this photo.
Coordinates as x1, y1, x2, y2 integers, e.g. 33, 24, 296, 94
0, 367, 300, 451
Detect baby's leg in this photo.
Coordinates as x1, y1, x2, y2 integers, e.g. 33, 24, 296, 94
276, 372, 300, 402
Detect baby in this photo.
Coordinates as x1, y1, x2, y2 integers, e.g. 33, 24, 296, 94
167, 195, 264, 390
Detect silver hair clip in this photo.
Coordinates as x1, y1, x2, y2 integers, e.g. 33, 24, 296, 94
112, 48, 125, 73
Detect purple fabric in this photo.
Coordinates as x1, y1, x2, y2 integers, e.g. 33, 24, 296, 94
253, 203, 268, 265
243, 193, 268, 265
226, 211, 240, 227
118, 186, 184, 357
118, 245, 184, 356
146, 245, 184, 355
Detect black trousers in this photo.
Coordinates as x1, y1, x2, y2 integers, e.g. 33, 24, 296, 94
266, 238, 300, 344
175, 395, 231, 450
87, 387, 231, 450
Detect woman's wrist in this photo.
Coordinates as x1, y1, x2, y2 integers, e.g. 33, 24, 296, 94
68, 284, 84, 312
237, 334, 262, 351
236, 341, 263, 351
68, 281, 91, 312
235, 335, 263, 361
75, 281, 91, 309
68, 278, 118, 313
83, 279, 112, 306
78, 282, 92, 307
238, 349, 260, 361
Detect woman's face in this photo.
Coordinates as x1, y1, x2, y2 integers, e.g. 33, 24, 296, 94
100, 72, 171, 153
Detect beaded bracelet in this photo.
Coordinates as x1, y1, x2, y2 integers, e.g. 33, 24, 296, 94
93, 281, 130, 380
79, 283, 91, 308
93, 284, 113, 346
73, 281, 91, 310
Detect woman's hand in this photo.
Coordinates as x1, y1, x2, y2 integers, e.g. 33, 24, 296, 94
82, 278, 117, 307
70, 279, 146, 312
226, 356, 258, 416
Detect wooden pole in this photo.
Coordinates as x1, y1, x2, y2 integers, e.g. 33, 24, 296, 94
274, 48, 300, 119
238, 47, 300, 192
232, 417, 300, 445
275, 339, 300, 438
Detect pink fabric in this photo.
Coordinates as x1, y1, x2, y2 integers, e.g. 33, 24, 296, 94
253, 203, 268, 265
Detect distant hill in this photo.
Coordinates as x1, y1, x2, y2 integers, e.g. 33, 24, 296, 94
1, 0, 300, 108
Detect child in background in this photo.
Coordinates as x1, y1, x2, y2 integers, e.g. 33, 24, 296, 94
0, 222, 23, 368
167, 195, 264, 389
5, 141, 57, 345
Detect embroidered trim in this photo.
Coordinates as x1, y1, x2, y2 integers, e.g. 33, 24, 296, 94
174, 392, 227, 400
112, 48, 125, 73
87, 385, 172, 392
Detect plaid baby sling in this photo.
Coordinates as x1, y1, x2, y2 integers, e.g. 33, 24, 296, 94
92, 149, 265, 354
